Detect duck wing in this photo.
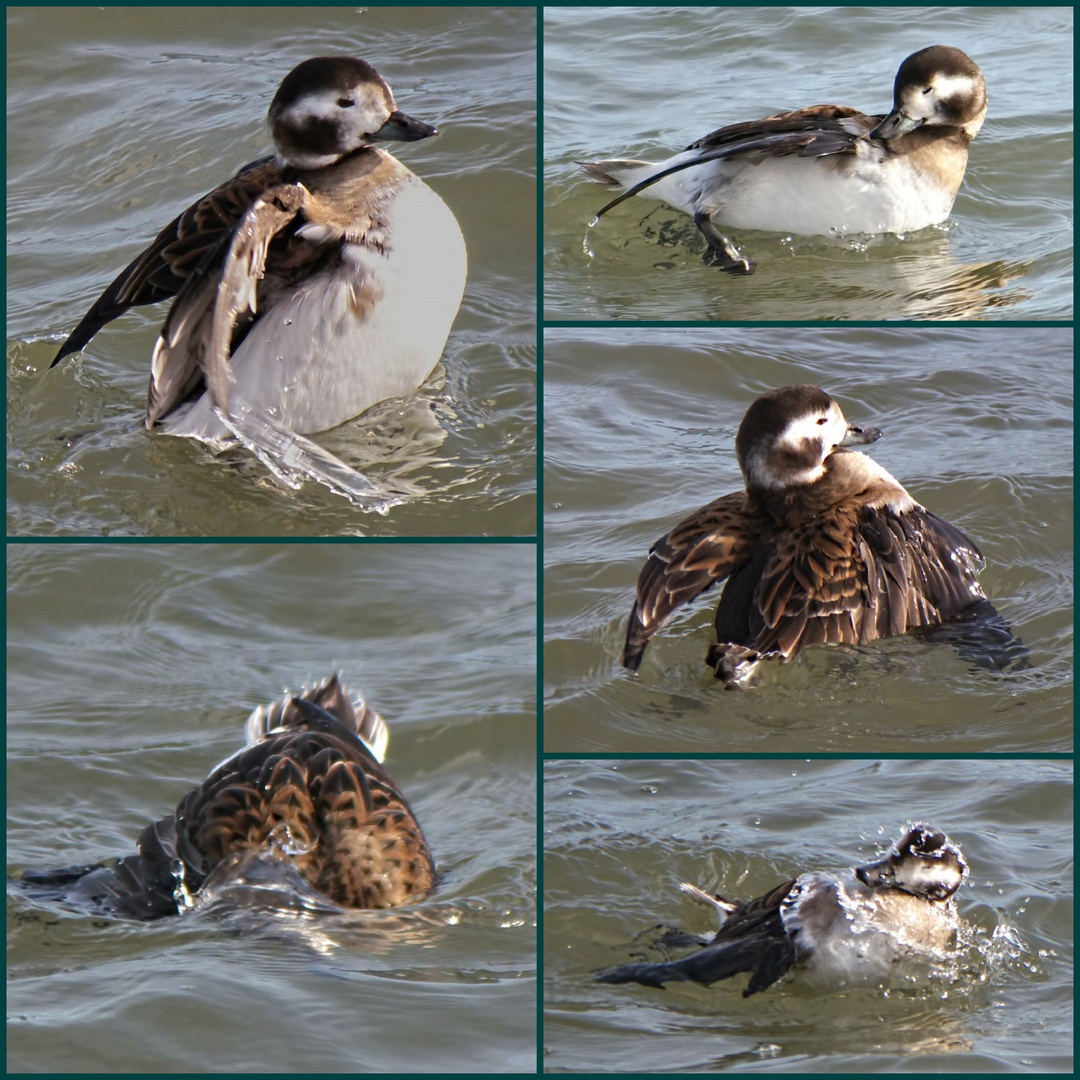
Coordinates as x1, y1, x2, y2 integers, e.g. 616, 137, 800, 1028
145, 182, 313, 426
686, 104, 879, 158
594, 106, 880, 221
745, 502, 988, 662
624, 492, 763, 671
596, 878, 799, 996
51, 156, 285, 368
17, 676, 432, 919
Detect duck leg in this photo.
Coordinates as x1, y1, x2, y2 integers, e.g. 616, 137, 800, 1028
693, 212, 754, 275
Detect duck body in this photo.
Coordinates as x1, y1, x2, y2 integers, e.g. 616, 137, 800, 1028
51, 56, 467, 447
596, 824, 967, 997
580, 46, 987, 271
19, 675, 434, 920
624, 385, 1000, 686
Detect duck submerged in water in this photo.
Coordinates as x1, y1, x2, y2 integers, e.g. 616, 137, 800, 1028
624, 384, 1026, 686
18, 675, 433, 919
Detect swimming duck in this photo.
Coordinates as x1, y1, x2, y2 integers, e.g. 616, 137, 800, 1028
596, 823, 967, 997
18, 675, 434, 919
624, 384, 1003, 687
50, 56, 467, 446
580, 46, 987, 273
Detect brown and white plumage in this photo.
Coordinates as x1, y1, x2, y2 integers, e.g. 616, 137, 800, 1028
596, 824, 968, 997
624, 385, 995, 686
580, 46, 988, 272
50, 56, 466, 446
19, 675, 434, 919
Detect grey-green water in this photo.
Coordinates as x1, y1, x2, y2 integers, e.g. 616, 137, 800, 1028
8, 6, 536, 536
544, 5, 1073, 320
544, 758, 1073, 1073
543, 325, 1072, 753
7, 543, 537, 1073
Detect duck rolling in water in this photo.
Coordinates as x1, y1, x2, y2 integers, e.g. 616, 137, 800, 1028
624, 384, 1023, 687
596, 824, 968, 997
580, 46, 986, 273
19, 675, 433, 919
50, 56, 467, 448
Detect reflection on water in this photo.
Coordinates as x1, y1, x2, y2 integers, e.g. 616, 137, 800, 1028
558, 195, 1036, 320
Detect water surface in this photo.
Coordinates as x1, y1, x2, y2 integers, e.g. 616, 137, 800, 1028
544, 5, 1073, 320
8, 543, 537, 1073
8, 6, 537, 536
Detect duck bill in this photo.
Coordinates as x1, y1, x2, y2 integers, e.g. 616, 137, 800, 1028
840, 423, 883, 447
855, 857, 894, 888
870, 110, 922, 140
371, 109, 438, 143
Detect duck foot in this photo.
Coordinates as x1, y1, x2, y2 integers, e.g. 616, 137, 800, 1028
695, 212, 755, 274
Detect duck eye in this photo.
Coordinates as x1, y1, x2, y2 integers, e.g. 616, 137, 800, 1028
922, 86, 933, 95
816, 417, 828, 425
337, 97, 355, 108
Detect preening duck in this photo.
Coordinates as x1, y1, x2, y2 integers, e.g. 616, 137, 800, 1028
624, 384, 1014, 687
580, 46, 987, 272
50, 56, 467, 447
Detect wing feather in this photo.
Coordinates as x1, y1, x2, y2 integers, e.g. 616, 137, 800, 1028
624, 492, 762, 671
51, 156, 284, 367
746, 502, 987, 661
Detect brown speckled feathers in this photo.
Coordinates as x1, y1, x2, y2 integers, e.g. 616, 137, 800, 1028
623, 386, 996, 684
20, 675, 433, 919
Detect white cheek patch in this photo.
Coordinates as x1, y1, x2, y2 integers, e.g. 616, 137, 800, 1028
930, 72, 976, 101
896, 859, 961, 894
352, 87, 393, 136
777, 407, 849, 457
903, 73, 976, 119
777, 413, 830, 453
283, 85, 391, 137
282, 89, 343, 125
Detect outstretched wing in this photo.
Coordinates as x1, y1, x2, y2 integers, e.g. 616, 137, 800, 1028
749, 502, 987, 660
596, 878, 800, 997
51, 155, 284, 367
624, 492, 762, 671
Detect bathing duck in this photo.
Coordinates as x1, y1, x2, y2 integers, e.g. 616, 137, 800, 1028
580, 46, 987, 272
596, 823, 967, 997
50, 56, 467, 445
624, 384, 1005, 687
19, 675, 433, 919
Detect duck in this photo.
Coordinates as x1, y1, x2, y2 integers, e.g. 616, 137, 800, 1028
17, 675, 434, 919
49, 56, 467, 447
624, 384, 1008, 687
596, 823, 968, 997
579, 46, 987, 273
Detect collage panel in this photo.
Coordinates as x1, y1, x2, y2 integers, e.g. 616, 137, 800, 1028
543, 758, 1073, 1072
8, 542, 537, 1072
8, 5, 537, 536
544, 5, 1072, 322
544, 325, 1072, 754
